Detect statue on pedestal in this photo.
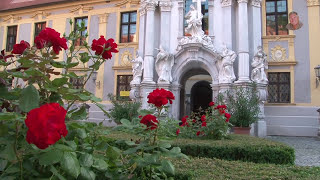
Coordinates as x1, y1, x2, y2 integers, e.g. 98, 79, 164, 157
251, 46, 268, 84
218, 45, 236, 83
185, 4, 204, 39
130, 51, 144, 84
155, 46, 174, 83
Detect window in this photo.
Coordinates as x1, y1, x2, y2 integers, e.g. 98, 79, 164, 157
6, 26, 17, 52
70, 77, 84, 89
266, 0, 288, 35
184, 0, 208, 36
116, 75, 133, 99
74, 17, 88, 46
34, 22, 46, 40
267, 72, 290, 103
120, 12, 137, 43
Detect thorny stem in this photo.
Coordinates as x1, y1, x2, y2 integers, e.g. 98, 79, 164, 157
14, 121, 23, 179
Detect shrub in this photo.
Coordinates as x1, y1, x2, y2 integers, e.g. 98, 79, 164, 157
107, 94, 141, 124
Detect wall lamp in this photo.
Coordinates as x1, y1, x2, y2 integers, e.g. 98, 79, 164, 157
91, 71, 100, 89
315, 65, 320, 88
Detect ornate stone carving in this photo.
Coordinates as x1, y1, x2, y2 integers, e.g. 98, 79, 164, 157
218, 45, 236, 84
99, 13, 108, 24
145, 0, 157, 11
251, 0, 262, 7
120, 51, 132, 66
159, 1, 172, 11
3, 15, 22, 23
221, 0, 232, 7
155, 46, 174, 83
237, 0, 248, 3
31, 11, 51, 20
270, 45, 286, 61
251, 46, 268, 84
70, 5, 93, 14
131, 51, 144, 84
116, 0, 140, 7
307, 0, 320, 6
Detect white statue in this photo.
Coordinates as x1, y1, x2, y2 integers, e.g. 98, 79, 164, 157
155, 46, 174, 83
251, 46, 268, 84
218, 45, 236, 83
185, 4, 204, 38
130, 51, 144, 84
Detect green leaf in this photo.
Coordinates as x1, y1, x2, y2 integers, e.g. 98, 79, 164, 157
51, 61, 66, 68
0, 145, 17, 161
4, 165, 19, 174
78, 93, 91, 101
75, 128, 87, 139
106, 146, 121, 161
92, 159, 108, 171
80, 153, 93, 167
61, 152, 80, 178
70, 106, 87, 120
79, 52, 90, 63
52, 77, 68, 87
0, 113, 17, 121
39, 149, 63, 166
11, 72, 29, 78
50, 165, 67, 180
66, 62, 79, 68
0, 159, 8, 171
19, 85, 39, 112
160, 160, 175, 175
80, 167, 96, 180
159, 142, 171, 149
54, 144, 73, 151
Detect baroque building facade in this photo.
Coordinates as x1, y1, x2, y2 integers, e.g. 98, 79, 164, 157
0, 0, 320, 136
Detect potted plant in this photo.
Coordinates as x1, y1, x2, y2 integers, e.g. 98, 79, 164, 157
225, 83, 261, 135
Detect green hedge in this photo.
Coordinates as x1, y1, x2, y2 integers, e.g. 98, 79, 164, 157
173, 157, 320, 180
106, 131, 295, 165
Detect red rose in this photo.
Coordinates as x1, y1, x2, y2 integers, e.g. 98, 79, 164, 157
91, 36, 118, 60
25, 103, 68, 149
201, 121, 207, 127
201, 115, 206, 122
140, 114, 159, 130
138, 115, 142, 118
0, 50, 13, 62
176, 129, 180, 135
192, 119, 196, 123
34, 28, 68, 54
12, 40, 30, 54
147, 88, 175, 108
196, 131, 201, 136
219, 109, 225, 115
180, 115, 189, 126
209, 102, 215, 107
225, 113, 231, 122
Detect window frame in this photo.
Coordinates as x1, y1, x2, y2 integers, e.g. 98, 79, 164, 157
6, 26, 18, 52
34, 21, 46, 41
116, 75, 133, 100
119, 11, 137, 43
267, 72, 291, 103
265, 0, 288, 36
74, 16, 88, 46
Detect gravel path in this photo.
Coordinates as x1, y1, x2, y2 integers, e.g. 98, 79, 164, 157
266, 136, 320, 167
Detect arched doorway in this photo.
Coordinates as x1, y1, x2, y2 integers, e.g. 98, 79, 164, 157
190, 81, 212, 112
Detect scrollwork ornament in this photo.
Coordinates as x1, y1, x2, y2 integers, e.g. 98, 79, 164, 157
251, 0, 262, 7
159, 1, 172, 11
307, 0, 320, 6
145, 0, 157, 11
221, 0, 232, 7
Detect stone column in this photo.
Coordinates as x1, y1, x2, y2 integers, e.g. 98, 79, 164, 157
177, 0, 185, 38
159, 1, 172, 50
255, 83, 267, 137
210, 82, 220, 102
171, 83, 182, 120
138, 4, 146, 56
251, 0, 262, 52
208, 0, 214, 38
221, 0, 233, 48
236, 0, 250, 83
213, 0, 223, 46
142, 0, 157, 84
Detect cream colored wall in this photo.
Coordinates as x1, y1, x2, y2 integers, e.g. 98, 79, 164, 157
0, 0, 139, 104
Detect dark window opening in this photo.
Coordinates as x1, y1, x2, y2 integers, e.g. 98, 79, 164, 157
116, 75, 133, 100
266, 0, 288, 35
120, 11, 137, 43
6, 26, 17, 52
267, 72, 290, 103
74, 17, 88, 46
34, 22, 46, 41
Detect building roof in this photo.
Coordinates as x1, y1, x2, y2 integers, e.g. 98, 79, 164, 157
0, 0, 81, 12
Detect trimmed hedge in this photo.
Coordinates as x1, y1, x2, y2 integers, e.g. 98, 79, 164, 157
106, 131, 295, 165
173, 157, 320, 180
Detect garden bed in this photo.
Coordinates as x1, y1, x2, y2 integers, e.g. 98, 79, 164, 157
107, 131, 295, 165
174, 157, 320, 180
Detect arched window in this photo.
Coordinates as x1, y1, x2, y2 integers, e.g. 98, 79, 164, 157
184, 0, 208, 36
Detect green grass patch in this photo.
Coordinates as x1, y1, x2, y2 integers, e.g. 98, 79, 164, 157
107, 131, 295, 165
174, 157, 320, 180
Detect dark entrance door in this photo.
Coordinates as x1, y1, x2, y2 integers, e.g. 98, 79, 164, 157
190, 81, 212, 112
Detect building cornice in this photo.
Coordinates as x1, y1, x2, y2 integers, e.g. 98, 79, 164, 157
307, 0, 320, 7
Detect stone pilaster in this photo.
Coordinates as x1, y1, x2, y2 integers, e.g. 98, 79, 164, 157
138, 2, 146, 56
221, 0, 233, 49
142, 0, 157, 84
255, 83, 267, 137
171, 83, 182, 119
177, 0, 184, 38
208, 0, 214, 38
251, 0, 262, 53
213, 0, 223, 46
159, 1, 172, 50
236, 0, 251, 83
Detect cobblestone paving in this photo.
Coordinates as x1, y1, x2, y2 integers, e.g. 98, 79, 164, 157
266, 136, 320, 167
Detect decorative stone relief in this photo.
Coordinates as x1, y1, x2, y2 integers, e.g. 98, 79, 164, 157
218, 45, 236, 84
116, 0, 140, 7
237, 0, 248, 3
251, 46, 268, 84
3, 15, 22, 23
306, 0, 320, 6
120, 51, 132, 66
270, 45, 286, 61
31, 11, 51, 20
251, 0, 262, 7
131, 51, 144, 84
159, 1, 172, 11
155, 45, 174, 83
70, 5, 93, 15
221, 0, 232, 7
145, 0, 157, 11
99, 13, 108, 24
